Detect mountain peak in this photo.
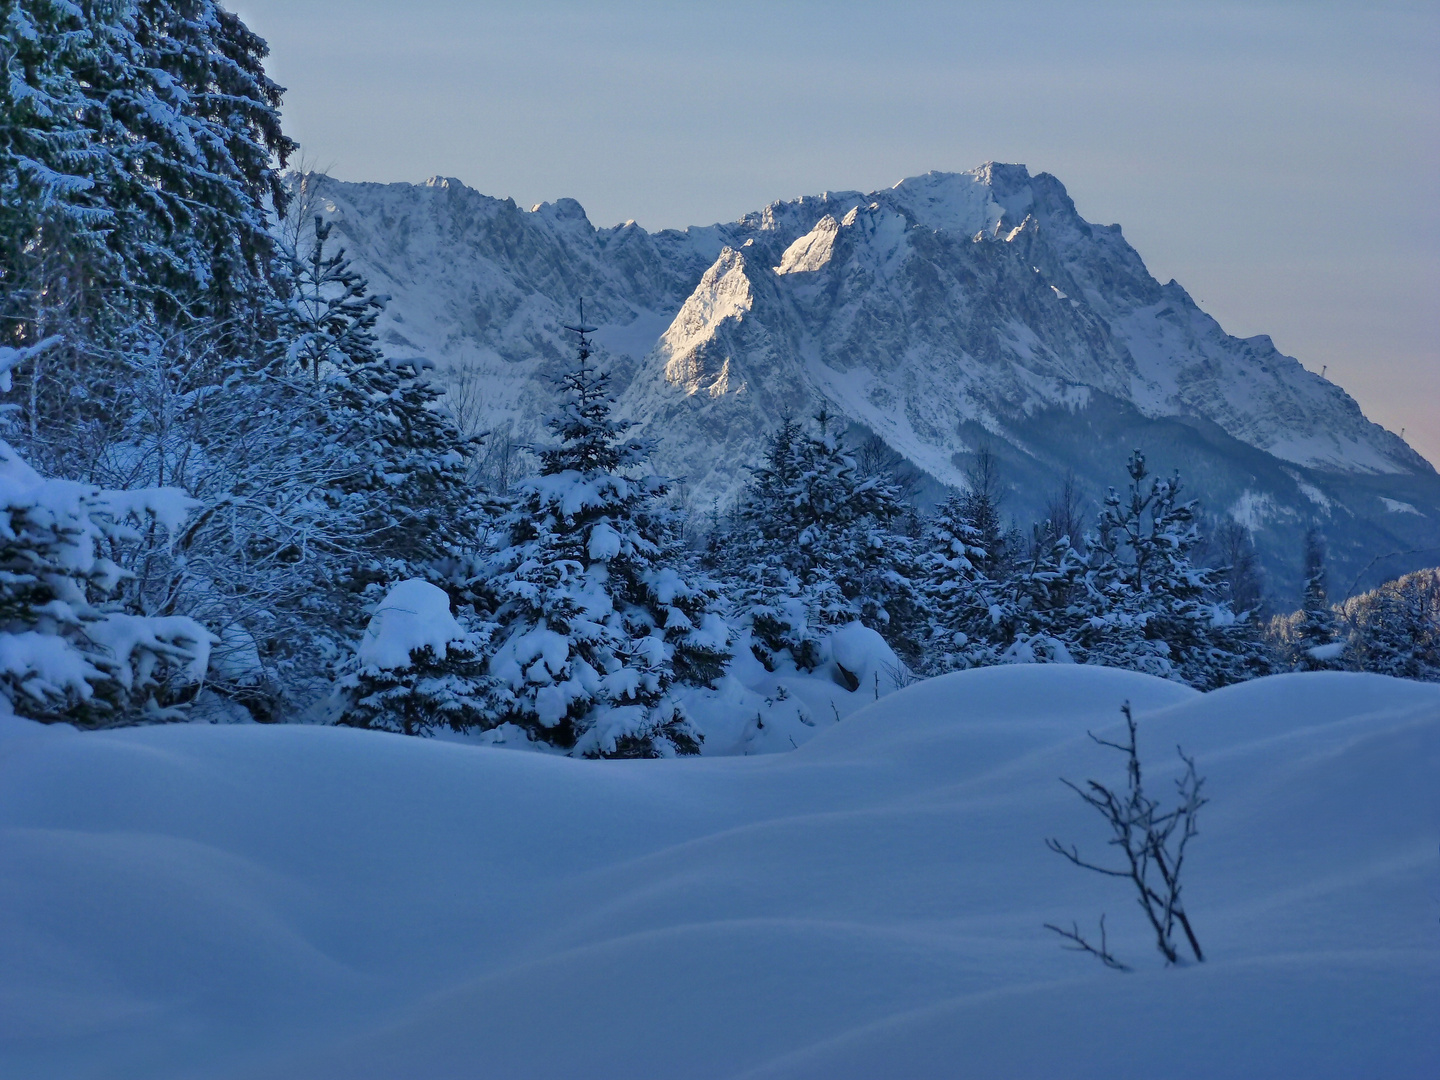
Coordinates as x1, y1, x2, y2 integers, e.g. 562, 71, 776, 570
884, 163, 1051, 238
301, 166, 1440, 598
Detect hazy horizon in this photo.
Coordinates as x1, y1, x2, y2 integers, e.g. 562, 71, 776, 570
233, 0, 1439, 466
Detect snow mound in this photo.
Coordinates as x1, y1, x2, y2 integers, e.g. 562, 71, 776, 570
1, 666, 1435, 1078
357, 579, 462, 669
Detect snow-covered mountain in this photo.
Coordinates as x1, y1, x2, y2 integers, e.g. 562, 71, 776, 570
303, 164, 1440, 599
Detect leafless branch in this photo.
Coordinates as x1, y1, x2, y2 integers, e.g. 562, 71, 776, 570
1046, 701, 1207, 965
1044, 914, 1132, 971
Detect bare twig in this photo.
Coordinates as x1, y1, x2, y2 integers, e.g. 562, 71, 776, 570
1044, 914, 1132, 971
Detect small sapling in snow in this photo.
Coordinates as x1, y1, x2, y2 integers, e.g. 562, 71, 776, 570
1046, 701, 1207, 967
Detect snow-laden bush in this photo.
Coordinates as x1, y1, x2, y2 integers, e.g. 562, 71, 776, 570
0, 343, 212, 723
339, 579, 500, 736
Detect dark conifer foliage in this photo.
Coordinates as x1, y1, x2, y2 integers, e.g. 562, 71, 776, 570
1282, 528, 1346, 671
1080, 451, 1269, 689
337, 589, 500, 738
1, 0, 294, 335
269, 208, 481, 584
481, 315, 726, 756
1337, 568, 1439, 681
714, 411, 923, 670
340, 638, 498, 736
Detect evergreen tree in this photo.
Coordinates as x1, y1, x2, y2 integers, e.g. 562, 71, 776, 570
920, 452, 1080, 672
268, 206, 482, 587
274, 212, 386, 379
1282, 528, 1347, 671
54, 200, 487, 721
919, 493, 991, 669
481, 315, 727, 757
1337, 568, 1440, 681
1, 3, 496, 723
0, 341, 212, 724
956, 448, 1012, 578
719, 411, 923, 670
2, 0, 295, 473
338, 579, 501, 736
1081, 450, 1267, 689
995, 525, 1090, 664
1, 0, 293, 338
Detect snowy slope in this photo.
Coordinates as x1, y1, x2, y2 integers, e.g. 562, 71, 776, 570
304, 165, 1440, 597
2, 666, 1437, 1078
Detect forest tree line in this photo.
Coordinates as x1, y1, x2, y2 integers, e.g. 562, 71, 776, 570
2, 1, 1435, 755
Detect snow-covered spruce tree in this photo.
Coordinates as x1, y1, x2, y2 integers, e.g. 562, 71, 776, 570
1271, 528, 1348, 671
956, 448, 1015, 580
1081, 451, 1267, 690
710, 417, 828, 670
918, 493, 991, 669
480, 320, 728, 757
172, 206, 487, 714
268, 205, 483, 586
717, 412, 924, 671
994, 525, 1090, 665
920, 453, 1084, 671
1337, 568, 1440, 681
0, 0, 292, 328
338, 580, 501, 736
0, 341, 212, 724
274, 209, 385, 380
2, 0, 295, 473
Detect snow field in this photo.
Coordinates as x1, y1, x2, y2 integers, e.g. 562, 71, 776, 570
1, 665, 1436, 1078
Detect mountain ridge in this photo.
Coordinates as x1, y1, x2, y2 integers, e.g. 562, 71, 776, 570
298, 163, 1439, 600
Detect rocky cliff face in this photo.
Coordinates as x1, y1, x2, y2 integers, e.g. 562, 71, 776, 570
303, 164, 1440, 600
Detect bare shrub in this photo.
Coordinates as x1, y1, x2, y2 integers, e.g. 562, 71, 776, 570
1046, 701, 1207, 967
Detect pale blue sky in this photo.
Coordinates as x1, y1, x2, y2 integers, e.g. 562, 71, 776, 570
234, 0, 1440, 464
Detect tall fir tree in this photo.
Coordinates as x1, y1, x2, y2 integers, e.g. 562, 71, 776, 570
718, 411, 923, 670
1, 0, 293, 333
70, 193, 487, 721
480, 312, 727, 757
268, 205, 482, 587
1280, 527, 1347, 671
2, 0, 295, 465
1081, 450, 1268, 689
0, 1, 308, 719
919, 493, 991, 669
956, 448, 1013, 579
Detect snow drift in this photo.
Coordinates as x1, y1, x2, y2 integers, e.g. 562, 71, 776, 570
1, 666, 1436, 1078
